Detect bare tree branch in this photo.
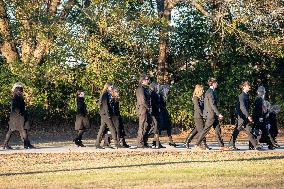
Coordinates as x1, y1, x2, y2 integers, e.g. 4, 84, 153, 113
32, 0, 61, 64
15, 1, 36, 64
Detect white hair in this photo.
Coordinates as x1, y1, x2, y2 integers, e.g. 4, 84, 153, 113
263, 100, 271, 113
257, 86, 266, 96
12, 82, 24, 92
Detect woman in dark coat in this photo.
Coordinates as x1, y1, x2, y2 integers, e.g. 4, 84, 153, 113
185, 84, 209, 149
2, 82, 34, 149
267, 105, 280, 147
103, 87, 130, 148
95, 82, 120, 149
149, 82, 162, 148
158, 84, 177, 147
251, 86, 274, 150
73, 90, 90, 147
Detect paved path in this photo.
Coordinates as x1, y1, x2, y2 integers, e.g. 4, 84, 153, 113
1, 142, 284, 154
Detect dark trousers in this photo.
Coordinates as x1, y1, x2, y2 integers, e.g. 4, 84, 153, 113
158, 125, 172, 137
137, 112, 151, 146
112, 116, 121, 140
149, 115, 159, 135
196, 116, 224, 147
75, 129, 85, 141
95, 115, 118, 146
258, 124, 274, 146
158, 110, 172, 137
103, 116, 126, 145
229, 116, 257, 148
186, 118, 206, 143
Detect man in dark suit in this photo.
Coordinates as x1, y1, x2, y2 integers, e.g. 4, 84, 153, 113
136, 74, 152, 148
194, 78, 228, 150
228, 81, 261, 150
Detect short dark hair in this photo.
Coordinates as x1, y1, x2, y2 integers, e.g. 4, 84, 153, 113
241, 81, 250, 88
207, 77, 217, 86
76, 89, 84, 96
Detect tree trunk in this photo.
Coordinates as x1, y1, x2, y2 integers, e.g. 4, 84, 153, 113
0, 0, 79, 66
156, 0, 174, 83
0, 0, 20, 64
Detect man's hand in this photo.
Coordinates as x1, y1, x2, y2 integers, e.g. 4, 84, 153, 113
248, 116, 253, 123
218, 114, 224, 120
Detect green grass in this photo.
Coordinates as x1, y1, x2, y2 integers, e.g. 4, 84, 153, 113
0, 151, 284, 188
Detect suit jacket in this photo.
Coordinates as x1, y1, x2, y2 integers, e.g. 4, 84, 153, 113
192, 96, 204, 119
11, 95, 26, 116
151, 91, 161, 117
110, 98, 120, 117
9, 95, 29, 131
236, 91, 250, 119
159, 94, 171, 129
99, 91, 112, 117
203, 88, 220, 119
267, 112, 278, 137
76, 97, 87, 116
136, 84, 151, 115
253, 96, 264, 123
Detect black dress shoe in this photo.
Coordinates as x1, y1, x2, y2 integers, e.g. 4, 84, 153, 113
121, 141, 130, 148
95, 145, 105, 149
3, 144, 13, 150
268, 145, 275, 150
74, 139, 84, 147
24, 141, 35, 149
249, 144, 255, 150
24, 144, 35, 149
152, 141, 165, 148
203, 143, 212, 150
121, 144, 130, 148
78, 141, 86, 147
169, 142, 177, 147
228, 146, 240, 150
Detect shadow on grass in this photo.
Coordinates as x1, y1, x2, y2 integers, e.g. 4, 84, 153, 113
1, 155, 284, 177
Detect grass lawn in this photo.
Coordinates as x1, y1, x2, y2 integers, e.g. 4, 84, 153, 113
0, 150, 284, 189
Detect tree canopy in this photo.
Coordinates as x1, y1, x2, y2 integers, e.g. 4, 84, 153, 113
0, 0, 283, 127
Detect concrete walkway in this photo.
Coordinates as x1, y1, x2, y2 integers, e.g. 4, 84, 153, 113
1, 142, 284, 154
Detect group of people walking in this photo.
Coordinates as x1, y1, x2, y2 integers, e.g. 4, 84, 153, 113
135, 74, 177, 149
185, 78, 280, 151
2, 75, 281, 151
73, 77, 176, 149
